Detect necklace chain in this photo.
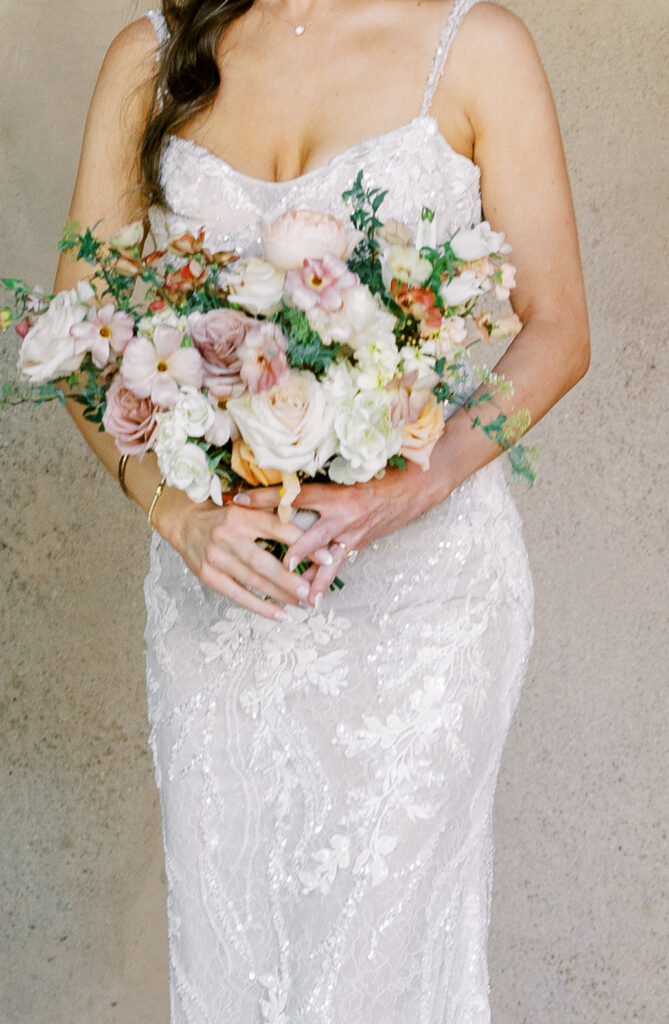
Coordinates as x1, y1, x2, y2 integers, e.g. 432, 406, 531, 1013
258, 2, 336, 36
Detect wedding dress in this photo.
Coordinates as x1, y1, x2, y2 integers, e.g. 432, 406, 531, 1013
143, 2, 534, 1021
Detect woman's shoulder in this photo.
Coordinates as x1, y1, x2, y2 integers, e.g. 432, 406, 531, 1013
453, 2, 539, 65
98, 15, 161, 85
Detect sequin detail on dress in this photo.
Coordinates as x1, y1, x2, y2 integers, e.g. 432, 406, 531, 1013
143, 3, 534, 1022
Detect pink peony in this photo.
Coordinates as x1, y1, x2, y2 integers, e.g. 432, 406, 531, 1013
262, 209, 357, 270
71, 303, 135, 367
102, 374, 159, 456
284, 254, 357, 313
121, 324, 203, 407
238, 322, 290, 394
188, 309, 250, 398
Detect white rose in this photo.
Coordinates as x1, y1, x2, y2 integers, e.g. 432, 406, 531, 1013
327, 386, 402, 483
152, 409, 189, 458
220, 257, 285, 314
311, 284, 398, 351
173, 386, 215, 438
440, 271, 485, 307
18, 282, 93, 383
227, 369, 334, 474
380, 244, 431, 291
158, 440, 221, 504
449, 221, 511, 262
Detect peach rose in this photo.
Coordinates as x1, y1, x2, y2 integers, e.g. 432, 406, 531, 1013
399, 392, 445, 470
262, 209, 357, 270
231, 439, 282, 487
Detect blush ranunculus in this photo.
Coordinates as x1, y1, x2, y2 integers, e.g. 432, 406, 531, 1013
188, 308, 250, 398
261, 209, 358, 270
238, 322, 290, 394
102, 374, 159, 456
284, 254, 357, 313
399, 392, 445, 470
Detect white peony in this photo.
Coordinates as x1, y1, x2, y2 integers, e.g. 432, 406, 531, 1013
440, 271, 485, 308
157, 440, 222, 505
219, 257, 285, 314
227, 369, 334, 474
449, 221, 511, 262
18, 282, 93, 383
172, 386, 215, 438
380, 244, 431, 291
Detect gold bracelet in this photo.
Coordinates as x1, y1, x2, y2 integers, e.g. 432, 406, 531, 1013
118, 454, 131, 498
148, 478, 167, 530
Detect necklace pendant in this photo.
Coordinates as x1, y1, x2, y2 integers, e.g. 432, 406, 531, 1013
294, 24, 305, 35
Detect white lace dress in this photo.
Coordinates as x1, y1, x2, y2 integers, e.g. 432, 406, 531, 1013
143, 3, 534, 1021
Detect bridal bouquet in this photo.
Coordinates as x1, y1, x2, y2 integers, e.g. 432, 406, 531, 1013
2, 174, 534, 522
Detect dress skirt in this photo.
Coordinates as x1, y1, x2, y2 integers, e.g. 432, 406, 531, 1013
143, 459, 534, 1024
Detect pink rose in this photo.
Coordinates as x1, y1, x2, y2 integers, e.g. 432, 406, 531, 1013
102, 374, 159, 456
262, 209, 357, 270
188, 309, 250, 398
238, 322, 290, 394
284, 254, 357, 313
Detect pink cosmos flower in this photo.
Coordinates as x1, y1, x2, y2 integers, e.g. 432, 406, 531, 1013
71, 303, 135, 367
121, 324, 204, 407
188, 308, 250, 398
238, 322, 290, 394
284, 254, 357, 313
204, 392, 239, 447
102, 374, 159, 456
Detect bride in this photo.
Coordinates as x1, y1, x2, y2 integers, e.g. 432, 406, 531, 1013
55, 0, 589, 1019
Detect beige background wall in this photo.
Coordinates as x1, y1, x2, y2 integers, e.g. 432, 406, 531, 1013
0, 1, 666, 1021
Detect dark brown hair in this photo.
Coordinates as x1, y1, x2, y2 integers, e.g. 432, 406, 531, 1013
139, 0, 255, 209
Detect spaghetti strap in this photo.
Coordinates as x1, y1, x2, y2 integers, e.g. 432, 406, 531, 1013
146, 8, 170, 55
420, 0, 485, 116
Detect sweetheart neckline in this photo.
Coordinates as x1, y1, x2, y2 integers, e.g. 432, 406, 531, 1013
164, 114, 480, 190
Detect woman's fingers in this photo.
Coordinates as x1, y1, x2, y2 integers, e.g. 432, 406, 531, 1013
307, 546, 350, 606
199, 563, 288, 621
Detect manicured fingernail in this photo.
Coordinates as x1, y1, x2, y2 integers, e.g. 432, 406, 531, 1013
289, 557, 299, 572
316, 549, 334, 566
233, 492, 251, 505
297, 584, 310, 601
274, 609, 287, 622
314, 593, 323, 610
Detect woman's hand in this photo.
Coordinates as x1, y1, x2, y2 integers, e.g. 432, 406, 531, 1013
154, 490, 320, 621
233, 461, 451, 606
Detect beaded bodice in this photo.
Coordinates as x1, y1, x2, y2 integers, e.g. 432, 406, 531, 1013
147, 0, 484, 255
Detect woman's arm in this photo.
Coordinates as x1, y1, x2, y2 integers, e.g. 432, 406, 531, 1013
54, 18, 311, 620
241, 4, 590, 600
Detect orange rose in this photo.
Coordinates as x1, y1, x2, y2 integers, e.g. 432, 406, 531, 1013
399, 392, 444, 470
231, 439, 282, 487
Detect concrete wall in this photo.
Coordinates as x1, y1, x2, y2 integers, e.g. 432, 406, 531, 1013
0, 1, 666, 1021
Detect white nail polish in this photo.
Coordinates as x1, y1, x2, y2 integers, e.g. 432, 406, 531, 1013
274, 609, 287, 622
318, 551, 334, 566
233, 492, 251, 505
297, 584, 310, 601
289, 557, 299, 572
314, 593, 323, 610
